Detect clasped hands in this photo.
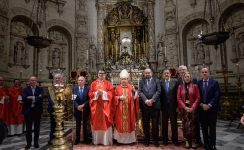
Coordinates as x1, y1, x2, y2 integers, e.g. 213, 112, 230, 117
184, 106, 193, 113
78, 104, 85, 111
145, 99, 154, 107
200, 103, 210, 111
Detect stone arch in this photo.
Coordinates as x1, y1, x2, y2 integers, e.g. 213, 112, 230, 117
181, 18, 209, 65
216, 2, 244, 62
46, 25, 73, 75
8, 15, 39, 78
47, 19, 74, 37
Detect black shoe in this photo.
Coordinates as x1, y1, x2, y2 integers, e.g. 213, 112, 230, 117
162, 140, 168, 145
74, 140, 80, 145
25, 145, 31, 149
212, 146, 217, 150
34, 143, 39, 148
196, 140, 203, 147
204, 144, 210, 150
154, 142, 159, 147
144, 141, 149, 146
173, 141, 179, 146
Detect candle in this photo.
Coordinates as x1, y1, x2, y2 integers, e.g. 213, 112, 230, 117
137, 78, 140, 89
164, 46, 167, 57
87, 50, 89, 60
19, 71, 22, 79
236, 63, 240, 77
111, 78, 114, 85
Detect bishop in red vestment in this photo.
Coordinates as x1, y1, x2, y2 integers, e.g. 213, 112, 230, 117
114, 69, 139, 144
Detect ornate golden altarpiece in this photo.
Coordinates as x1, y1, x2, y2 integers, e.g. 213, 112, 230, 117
103, 1, 149, 85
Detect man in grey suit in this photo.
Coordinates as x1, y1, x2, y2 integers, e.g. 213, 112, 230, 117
161, 69, 179, 146
139, 68, 161, 147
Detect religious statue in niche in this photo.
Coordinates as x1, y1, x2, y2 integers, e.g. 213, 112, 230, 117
13, 41, 26, 65
195, 44, 205, 64
237, 32, 244, 57
52, 48, 61, 68
89, 44, 97, 72
120, 37, 132, 56
157, 41, 166, 67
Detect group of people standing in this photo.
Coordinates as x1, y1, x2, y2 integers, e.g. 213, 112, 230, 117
67, 65, 221, 150
0, 77, 25, 136
0, 65, 221, 150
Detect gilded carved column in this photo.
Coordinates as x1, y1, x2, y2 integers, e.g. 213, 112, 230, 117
147, 0, 157, 72
0, 0, 9, 72
75, 0, 89, 70
96, 1, 106, 70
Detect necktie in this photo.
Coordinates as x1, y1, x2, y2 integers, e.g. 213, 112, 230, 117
165, 80, 169, 94
147, 79, 150, 87
79, 87, 83, 97
31, 87, 35, 107
203, 81, 208, 102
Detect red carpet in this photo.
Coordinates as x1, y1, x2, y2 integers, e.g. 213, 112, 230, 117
67, 127, 204, 150
73, 143, 204, 150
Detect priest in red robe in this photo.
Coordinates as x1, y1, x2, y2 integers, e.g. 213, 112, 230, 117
0, 76, 9, 124
8, 79, 24, 135
89, 69, 114, 145
114, 69, 139, 144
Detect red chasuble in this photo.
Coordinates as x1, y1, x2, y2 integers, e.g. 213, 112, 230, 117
0, 87, 9, 123
89, 79, 114, 131
8, 87, 24, 125
114, 83, 139, 133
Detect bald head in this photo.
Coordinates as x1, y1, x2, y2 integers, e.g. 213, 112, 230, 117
77, 76, 86, 87
144, 68, 153, 79
29, 76, 37, 87
200, 67, 209, 80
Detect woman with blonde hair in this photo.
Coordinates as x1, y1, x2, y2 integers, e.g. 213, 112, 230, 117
177, 72, 200, 149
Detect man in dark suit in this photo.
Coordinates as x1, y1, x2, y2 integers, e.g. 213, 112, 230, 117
161, 69, 179, 146
22, 76, 43, 149
139, 68, 161, 147
73, 76, 91, 144
198, 67, 221, 150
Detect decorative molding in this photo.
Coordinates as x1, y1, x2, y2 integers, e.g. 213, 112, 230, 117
46, 19, 74, 37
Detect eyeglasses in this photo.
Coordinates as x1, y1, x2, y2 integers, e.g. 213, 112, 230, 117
98, 72, 105, 74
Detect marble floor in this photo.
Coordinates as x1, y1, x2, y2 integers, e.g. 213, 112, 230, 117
0, 120, 243, 150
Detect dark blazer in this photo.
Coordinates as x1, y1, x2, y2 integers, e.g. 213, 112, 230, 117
22, 86, 44, 116
197, 79, 221, 112
161, 78, 178, 110
139, 77, 161, 109
73, 85, 90, 116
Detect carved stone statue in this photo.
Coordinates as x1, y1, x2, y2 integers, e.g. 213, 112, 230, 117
13, 41, 25, 65
89, 44, 97, 72
52, 48, 61, 68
